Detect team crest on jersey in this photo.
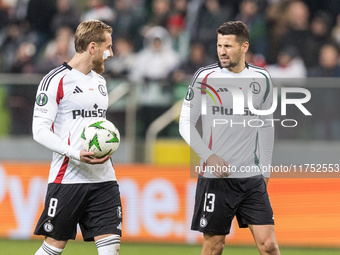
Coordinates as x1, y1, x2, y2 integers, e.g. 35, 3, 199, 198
250, 82, 261, 94
185, 87, 194, 101
98, 84, 107, 96
200, 217, 208, 228
36, 93, 48, 106
43, 222, 54, 232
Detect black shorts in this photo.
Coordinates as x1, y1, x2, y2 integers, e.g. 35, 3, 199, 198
191, 176, 274, 235
34, 181, 122, 241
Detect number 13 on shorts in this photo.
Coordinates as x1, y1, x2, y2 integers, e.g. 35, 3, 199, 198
203, 193, 215, 212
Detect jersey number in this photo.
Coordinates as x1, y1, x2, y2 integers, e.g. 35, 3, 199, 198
47, 198, 58, 217
203, 193, 215, 212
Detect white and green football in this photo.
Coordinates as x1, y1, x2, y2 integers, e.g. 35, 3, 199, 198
81, 119, 120, 158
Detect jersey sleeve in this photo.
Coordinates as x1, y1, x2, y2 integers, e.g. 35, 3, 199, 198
33, 72, 81, 161
32, 116, 80, 160
33, 74, 61, 121
258, 70, 274, 178
179, 72, 214, 163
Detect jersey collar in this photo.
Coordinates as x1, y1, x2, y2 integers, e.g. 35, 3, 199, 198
63, 62, 73, 70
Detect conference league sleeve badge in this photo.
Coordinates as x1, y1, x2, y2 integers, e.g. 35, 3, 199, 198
36, 93, 48, 106
185, 87, 194, 101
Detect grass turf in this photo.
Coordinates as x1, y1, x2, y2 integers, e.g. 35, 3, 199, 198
1, 239, 340, 255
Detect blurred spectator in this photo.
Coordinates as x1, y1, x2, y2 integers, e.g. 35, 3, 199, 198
166, 13, 189, 62
35, 26, 75, 74
26, 0, 56, 52
10, 41, 35, 74
106, 37, 136, 78
245, 49, 266, 68
177, 42, 212, 76
304, 11, 333, 68
266, 47, 307, 78
171, 42, 212, 101
111, 0, 145, 50
0, 20, 26, 72
130, 26, 180, 84
0, 1, 9, 30
307, 43, 340, 140
8, 41, 36, 135
308, 44, 340, 77
129, 26, 180, 136
331, 14, 340, 46
280, 1, 311, 67
172, 0, 187, 17
144, 0, 171, 29
82, 0, 115, 23
265, 0, 291, 64
191, 0, 229, 57
50, 0, 80, 35
235, 0, 268, 57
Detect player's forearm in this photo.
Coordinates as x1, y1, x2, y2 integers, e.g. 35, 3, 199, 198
32, 116, 80, 160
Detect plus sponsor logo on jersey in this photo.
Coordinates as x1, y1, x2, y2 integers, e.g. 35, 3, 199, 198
212, 106, 256, 116
72, 103, 106, 119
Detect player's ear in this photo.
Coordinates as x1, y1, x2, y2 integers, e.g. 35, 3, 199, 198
242, 41, 249, 53
88, 42, 97, 55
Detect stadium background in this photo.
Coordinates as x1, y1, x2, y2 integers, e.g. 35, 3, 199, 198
0, 0, 340, 253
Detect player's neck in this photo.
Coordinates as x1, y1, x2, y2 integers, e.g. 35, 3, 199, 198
67, 53, 93, 75
227, 62, 246, 74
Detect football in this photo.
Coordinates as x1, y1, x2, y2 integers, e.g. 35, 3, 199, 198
81, 119, 120, 158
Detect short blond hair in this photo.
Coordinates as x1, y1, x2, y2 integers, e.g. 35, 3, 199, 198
74, 20, 113, 53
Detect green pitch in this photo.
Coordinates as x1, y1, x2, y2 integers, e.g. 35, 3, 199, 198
1, 239, 339, 255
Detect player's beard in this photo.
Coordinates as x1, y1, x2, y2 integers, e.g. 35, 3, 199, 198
221, 59, 238, 69
93, 55, 105, 74
219, 49, 242, 69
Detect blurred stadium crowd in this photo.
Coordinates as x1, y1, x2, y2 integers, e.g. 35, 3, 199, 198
0, 0, 340, 139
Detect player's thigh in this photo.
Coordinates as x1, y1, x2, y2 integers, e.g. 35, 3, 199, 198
79, 181, 122, 241
191, 177, 236, 235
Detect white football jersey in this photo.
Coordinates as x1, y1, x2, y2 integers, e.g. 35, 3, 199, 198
33, 63, 117, 184
179, 62, 274, 178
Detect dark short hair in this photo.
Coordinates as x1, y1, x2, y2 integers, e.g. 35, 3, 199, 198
216, 21, 249, 44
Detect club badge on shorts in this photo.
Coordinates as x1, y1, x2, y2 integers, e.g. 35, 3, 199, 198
200, 217, 208, 228
43, 221, 54, 232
